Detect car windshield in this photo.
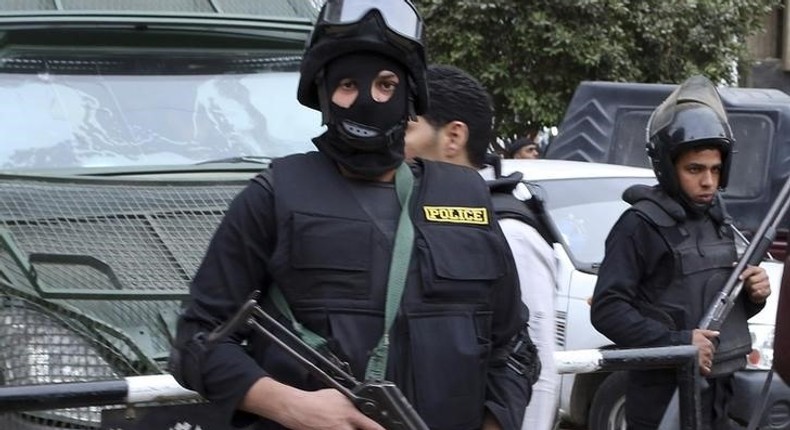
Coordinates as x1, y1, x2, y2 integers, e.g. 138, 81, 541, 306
534, 176, 656, 271
0, 49, 323, 171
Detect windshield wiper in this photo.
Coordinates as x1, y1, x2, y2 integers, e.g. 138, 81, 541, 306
194, 156, 272, 165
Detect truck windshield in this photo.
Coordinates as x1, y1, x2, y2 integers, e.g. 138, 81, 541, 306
0, 50, 323, 170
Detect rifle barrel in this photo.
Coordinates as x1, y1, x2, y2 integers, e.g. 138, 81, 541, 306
698, 176, 790, 330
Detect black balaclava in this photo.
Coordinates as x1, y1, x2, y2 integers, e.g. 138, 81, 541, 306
312, 52, 409, 179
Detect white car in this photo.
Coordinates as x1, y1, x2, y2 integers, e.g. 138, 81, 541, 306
501, 158, 787, 430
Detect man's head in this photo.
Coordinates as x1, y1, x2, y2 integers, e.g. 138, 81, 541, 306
404, 64, 493, 168
505, 138, 540, 160
646, 75, 733, 205
298, 0, 428, 178
324, 52, 408, 141
298, 0, 427, 120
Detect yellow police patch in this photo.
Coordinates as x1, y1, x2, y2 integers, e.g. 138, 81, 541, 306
422, 206, 489, 225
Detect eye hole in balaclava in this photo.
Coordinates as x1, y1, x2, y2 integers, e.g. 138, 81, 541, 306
323, 52, 409, 140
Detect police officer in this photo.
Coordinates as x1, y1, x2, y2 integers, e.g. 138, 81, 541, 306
169, 1, 533, 429
590, 75, 771, 430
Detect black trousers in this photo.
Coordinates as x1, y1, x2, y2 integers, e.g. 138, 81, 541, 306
625, 369, 734, 430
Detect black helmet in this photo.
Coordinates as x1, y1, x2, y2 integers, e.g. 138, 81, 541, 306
297, 0, 428, 117
646, 75, 734, 195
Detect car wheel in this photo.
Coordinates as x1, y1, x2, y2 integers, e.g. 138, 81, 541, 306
589, 371, 628, 430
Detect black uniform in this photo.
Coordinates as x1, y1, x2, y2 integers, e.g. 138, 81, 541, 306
172, 151, 531, 430
591, 184, 764, 429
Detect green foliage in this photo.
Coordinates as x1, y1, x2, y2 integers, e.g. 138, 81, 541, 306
414, 0, 779, 137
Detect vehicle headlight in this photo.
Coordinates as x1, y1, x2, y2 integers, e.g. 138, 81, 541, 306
1, 303, 121, 427
746, 324, 774, 370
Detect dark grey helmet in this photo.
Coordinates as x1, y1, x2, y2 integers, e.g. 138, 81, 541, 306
297, 0, 428, 118
646, 75, 734, 195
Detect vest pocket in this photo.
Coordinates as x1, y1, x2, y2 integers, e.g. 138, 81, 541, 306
673, 243, 736, 327
677, 243, 734, 276
417, 226, 505, 302
407, 312, 490, 429
289, 212, 372, 298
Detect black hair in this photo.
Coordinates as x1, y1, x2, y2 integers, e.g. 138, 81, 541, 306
506, 137, 539, 158
422, 64, 493, 168
671, 140, 726, 163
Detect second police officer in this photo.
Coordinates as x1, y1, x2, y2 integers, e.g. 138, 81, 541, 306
591, 75, 771, 430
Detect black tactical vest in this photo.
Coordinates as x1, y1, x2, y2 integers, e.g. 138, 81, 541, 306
266, 152, 512, 429
625, 185, 751, 376
488, 171, 554, 245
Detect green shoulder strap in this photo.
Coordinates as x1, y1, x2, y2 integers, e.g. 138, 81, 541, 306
364, 162, 415, 381
268, 286, 326, 349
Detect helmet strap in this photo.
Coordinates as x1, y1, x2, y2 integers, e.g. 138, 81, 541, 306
315, 68, 330, 125
407, 75, 417, 121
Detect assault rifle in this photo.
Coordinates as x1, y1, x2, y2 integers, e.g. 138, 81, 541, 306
206, 295, 430, 430
658, 175, 790, 430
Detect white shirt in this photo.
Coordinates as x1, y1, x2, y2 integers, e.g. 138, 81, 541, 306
480, 165, 560, 430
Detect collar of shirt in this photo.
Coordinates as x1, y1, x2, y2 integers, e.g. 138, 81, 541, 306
478, 164, 496, 181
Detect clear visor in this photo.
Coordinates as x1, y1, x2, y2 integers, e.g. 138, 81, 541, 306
321, 0, 423, 41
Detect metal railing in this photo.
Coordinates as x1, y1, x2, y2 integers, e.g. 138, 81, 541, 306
0, 345, 701, 430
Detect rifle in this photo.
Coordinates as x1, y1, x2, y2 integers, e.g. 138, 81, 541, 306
206, 294, 430, 430
658, 175, 790, 430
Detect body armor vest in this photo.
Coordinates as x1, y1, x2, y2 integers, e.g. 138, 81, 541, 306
488, 171, 554, 245
265, 152, 511, 429
626, 185, 751, 376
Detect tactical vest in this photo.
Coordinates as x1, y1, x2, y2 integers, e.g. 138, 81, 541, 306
266, 152, 511, 429
488, 171, 554, 245
628, 191, 752, 376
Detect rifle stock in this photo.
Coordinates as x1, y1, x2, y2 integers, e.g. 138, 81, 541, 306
658, 176, 790, 430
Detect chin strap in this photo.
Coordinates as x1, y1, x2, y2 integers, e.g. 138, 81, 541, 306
316, 69, 330, 125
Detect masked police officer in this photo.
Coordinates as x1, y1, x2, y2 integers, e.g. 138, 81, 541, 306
169, 1, 534, 429
590, 75, 771, 430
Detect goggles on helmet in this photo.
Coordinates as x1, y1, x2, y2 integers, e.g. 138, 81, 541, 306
315, 0, 423, 43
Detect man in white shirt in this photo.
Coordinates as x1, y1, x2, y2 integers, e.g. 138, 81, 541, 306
405, 64, 558, 430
